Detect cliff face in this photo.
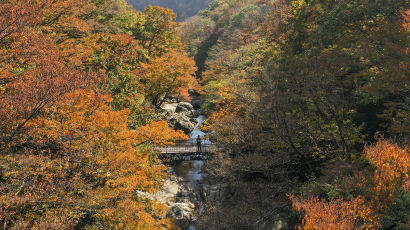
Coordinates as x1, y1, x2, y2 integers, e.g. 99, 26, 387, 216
126, 0, 213, 21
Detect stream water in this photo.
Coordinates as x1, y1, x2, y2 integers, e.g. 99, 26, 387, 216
189, 115, 211, 144
172, 115, 208, 229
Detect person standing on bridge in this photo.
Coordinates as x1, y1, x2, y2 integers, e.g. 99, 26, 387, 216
196, 135, 202, 153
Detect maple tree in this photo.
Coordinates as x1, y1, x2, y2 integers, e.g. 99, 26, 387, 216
290, 139, 409, 230
364, 139, 409, 210
0, 0, 49, 85
125, 5, 182, 57
88, 33, 151, 126
0, 29, 94, 146
290, 195, 379, 230
141, 50, 199, 107
1, 88, 186, 228
0, 0, 196, 228
0, 0, 48, 43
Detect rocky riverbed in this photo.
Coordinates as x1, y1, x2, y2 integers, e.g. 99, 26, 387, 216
159, 162, 232, 229
152, 97, 233, 229
136, 167, 201, 228
160, 97, 201, 134
154, 98, 205, 228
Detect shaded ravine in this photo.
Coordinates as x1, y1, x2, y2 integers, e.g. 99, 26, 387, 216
172, 115, 208, 229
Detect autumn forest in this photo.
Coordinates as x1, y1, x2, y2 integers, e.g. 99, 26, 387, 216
0, 0, 409, 229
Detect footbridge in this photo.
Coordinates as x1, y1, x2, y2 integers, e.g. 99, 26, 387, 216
156, 140, 216, 164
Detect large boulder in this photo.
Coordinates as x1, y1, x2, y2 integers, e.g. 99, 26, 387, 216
191, 98, 202, 110
169, 202, 195, 227
161, 101, 198, 134
175, 102, 194, 113
174, 117, 195, 134
201, 182, 230, 201
161, 103, 178, 113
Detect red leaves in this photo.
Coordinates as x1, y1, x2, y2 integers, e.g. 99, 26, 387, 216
0, 30, 96, 143
0, 0, 49, 43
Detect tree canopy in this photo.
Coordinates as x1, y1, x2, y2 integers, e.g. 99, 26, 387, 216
126, 0, 213, 21
0, 0, 195, 228
179, 0, 409, 228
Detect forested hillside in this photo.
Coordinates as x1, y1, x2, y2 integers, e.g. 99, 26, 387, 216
1, 0, 409, 229
0, 0, 197, 228
126, 0, 213, 21
180, 0, 409, 229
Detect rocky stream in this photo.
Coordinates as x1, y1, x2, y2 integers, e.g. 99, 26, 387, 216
151, 98, 229, 229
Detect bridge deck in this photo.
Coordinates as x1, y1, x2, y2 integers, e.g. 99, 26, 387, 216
156, 145, 213, 154
155, 140, 215, 154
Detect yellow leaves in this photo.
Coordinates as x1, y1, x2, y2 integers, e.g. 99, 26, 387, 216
25, 88, 179, 228
96, 185, 176, 229
135, 5, 181, 56
40, 0, 93, 37
141, 49, 199, 106
136, 120, 188, 146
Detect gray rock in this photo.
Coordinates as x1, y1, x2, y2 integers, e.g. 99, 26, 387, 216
191, 99, 202, 110
169, 116, 178, 125
174, 117, 195, 133
192, 110, 202, 118
161, 103, 178, 113
272, 220, 287, 230
185, 110, 195, 118
176, 102, 194, 113
137, 166, 202, 230
175, 106, 189, 113
161, 101, 197, 134
202, 182, 230, 201
169, 202, 195, 220
258, 214, 289, 230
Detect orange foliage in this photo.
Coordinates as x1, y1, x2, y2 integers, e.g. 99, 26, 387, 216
365, 139, 410, 208
403, 9, 410, 32
0, 0, 48, 43
291, 140, 409, 229
136, 120, 188, 146
40, 0, 93, 39
290, 195, 380, 230
0, 30, 95, 144
23, 89, 184, 228
0, 0, 192, 228
141, 50, 199, 107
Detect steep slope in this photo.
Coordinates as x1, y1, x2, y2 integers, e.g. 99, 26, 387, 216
0, 0, 197, 228
179, 0, 409, 229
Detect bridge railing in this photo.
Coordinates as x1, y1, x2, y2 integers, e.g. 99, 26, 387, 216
154, 139, 213, 154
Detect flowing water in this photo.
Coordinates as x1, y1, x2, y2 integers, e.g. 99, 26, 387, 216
189, 115, 211, 144
173, 115, 208, 229
173, 160, 204, 214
